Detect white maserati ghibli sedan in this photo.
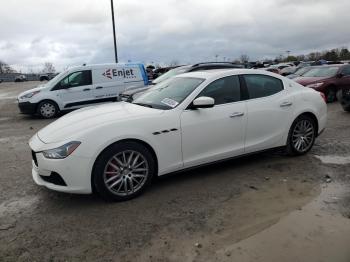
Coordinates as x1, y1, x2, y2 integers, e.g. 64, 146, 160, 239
29, 69, 327, 201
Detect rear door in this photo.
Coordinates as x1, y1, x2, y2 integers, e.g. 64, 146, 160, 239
242, 74, 294, 153
56, 70, 94, 109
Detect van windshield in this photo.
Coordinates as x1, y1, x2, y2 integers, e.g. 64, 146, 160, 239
46, 71, 66, 86
132, 77, 204, 110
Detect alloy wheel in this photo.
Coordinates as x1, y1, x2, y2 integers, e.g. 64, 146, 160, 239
103, 150, 149, 196
291, 119, 315, 153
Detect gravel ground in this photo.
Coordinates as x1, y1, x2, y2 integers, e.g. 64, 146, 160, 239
0, 81, 350, 262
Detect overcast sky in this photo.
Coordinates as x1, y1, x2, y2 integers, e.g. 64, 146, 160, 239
1, 0, 350, 72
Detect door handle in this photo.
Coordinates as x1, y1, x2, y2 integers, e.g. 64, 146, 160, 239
230, 112, 244, 118
83, 88, 91, 91
280, 101, 293, 107
96, 86, 103, 89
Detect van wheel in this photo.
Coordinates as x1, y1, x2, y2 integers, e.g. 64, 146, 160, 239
93, 141, 155, 201
37, 100, 59, 118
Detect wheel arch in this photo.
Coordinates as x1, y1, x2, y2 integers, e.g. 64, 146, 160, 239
36, 99, 60, 112
90, 138, 159, 193
293, 111, 319, 136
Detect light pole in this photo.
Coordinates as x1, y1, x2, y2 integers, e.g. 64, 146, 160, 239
110, 0, 118, 63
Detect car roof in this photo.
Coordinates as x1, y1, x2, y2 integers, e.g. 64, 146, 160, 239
175, 69, 283, 81
66, 63, 143, 72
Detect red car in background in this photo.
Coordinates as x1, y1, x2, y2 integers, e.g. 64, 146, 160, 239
294, 64, 350, 102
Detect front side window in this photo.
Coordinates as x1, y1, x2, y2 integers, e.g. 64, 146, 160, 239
244, 74, 284, 99
133, 77, 204, 110
197, 75, 241, 105
58, 70, 92, 89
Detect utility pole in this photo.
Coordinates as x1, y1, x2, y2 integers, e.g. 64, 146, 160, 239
110, 0, 118, 63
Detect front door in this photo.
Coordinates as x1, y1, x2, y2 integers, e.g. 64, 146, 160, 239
57, 70, 94, 109
181, 75, 247, 168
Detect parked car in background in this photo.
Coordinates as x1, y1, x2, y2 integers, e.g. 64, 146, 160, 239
17, 63, 148, 118
286, 66, 312, 79
29, 69, 327, 201
14, 75, 27, 82
340, 87, 350, 111
118, 62, 244, 102
294, 64, 350, 102
280, 66, 297, 76
39, 73, 59, 81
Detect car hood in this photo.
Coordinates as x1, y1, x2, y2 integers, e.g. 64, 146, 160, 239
18, 84, 47, 98
294, 76, 329, 86
37, 102, 163, 144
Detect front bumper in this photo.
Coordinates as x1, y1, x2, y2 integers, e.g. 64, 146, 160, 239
18, 101, 37, 114
30, 135, 93, 194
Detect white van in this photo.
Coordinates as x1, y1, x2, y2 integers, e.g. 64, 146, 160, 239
17, 63, 149, 118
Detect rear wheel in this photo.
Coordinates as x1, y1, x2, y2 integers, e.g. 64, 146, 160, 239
37, 100, 59, 118
93, 141, 155, 201
285, 115, 317, 156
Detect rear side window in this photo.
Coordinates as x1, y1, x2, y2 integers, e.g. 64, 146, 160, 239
243, 74, 283, 99
198, 75, 241, 105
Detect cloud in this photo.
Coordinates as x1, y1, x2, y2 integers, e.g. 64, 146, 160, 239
0, 0, 349, 72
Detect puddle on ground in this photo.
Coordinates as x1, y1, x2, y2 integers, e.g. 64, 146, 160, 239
218, 182, 350, 262
314, 155, 350, 165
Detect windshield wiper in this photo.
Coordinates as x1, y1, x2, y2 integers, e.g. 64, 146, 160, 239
132, 102, 153, 108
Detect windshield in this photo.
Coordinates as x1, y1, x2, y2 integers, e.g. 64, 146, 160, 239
295, 67, 311, 76
302, 66, 339, 77
152, 66, 190, 84
133, 77, 204, 110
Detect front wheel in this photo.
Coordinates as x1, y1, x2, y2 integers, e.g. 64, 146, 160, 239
37, 100, 59, 118
285, 115, 317, 156
93, 141, 155, 201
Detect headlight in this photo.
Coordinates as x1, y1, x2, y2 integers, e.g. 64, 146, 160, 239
306, 82, 324, 89
42, 141, 81, 159
20, 90, 40, 99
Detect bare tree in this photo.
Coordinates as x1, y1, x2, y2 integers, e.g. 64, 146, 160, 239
240, 54, 249, 63
42, 62, 56, 74
0, 60, 16, 74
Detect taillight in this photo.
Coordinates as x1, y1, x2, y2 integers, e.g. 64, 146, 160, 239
319, 92, 327, 103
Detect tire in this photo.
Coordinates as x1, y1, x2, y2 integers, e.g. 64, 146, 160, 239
325, 87, 336, 103
37, 100, 59, 119
285, 115, 317, 156
93, 141, 156, 201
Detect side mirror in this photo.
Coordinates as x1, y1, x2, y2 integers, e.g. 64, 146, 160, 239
192, 96, 215, 109
336, 73, 344, 78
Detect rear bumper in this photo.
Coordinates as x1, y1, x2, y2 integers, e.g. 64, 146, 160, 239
18, 101, 37, 114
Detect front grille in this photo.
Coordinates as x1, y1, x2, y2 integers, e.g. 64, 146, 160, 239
32, 150, 38, 166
